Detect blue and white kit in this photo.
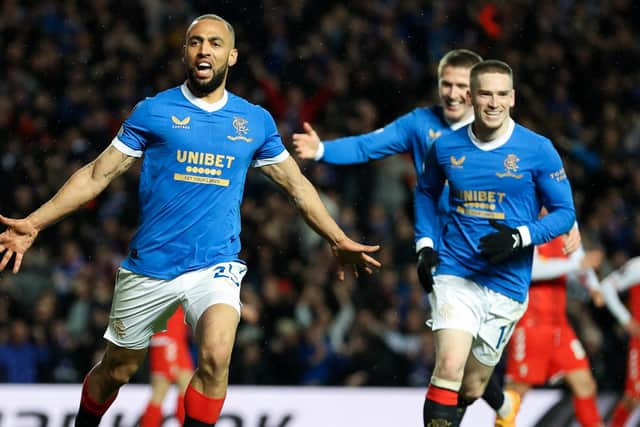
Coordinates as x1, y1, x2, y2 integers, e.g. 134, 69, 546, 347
112, 83, 288, 279
414, 119, 576, 302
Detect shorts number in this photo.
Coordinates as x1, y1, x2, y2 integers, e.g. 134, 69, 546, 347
570, 339, 586, 360
496, 322, 515, 350
213, 263, 245, 287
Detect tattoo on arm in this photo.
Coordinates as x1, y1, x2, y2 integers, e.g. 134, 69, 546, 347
96, 148, 138, 181
102, 165, 118, 180
113, 154, 137, 178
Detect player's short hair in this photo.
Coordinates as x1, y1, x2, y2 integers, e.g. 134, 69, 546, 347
437, 49, 483, 77
186, 14, 236, 47
470, 60, 514, 90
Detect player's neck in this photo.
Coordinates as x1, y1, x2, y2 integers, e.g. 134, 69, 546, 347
447, 110, 474, 131
472, 120, 511, 142
186, 81, 226, 104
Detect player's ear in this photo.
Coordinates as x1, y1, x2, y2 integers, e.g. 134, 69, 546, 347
228, 48, 238, 67
510, 89, 515, 108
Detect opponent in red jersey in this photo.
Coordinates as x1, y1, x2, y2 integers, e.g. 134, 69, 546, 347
140, 306, 194, 426
598, 258, 640, 427
500, 235, 605, 427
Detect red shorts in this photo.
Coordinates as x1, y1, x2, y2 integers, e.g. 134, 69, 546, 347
625, 337, 640, 397
505, 320, 590, 385
148, 335, 193, 381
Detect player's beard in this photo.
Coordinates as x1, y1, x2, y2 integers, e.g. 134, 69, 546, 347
186, 62, 228, 96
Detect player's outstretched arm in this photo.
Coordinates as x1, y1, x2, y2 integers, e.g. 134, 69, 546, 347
600, 259, 640, 337
0, 145, 138, 273
292, 122, 321, 160
260, 156, 381, 279
0, 215, 38, 273
600, 266, 640, 336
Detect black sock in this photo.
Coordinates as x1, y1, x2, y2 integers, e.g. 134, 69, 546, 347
482, 375, 505, 411
455, 396, 476, 424
184, 415, 215, 426
74, 407, 102, 427
423, 399, 459, 427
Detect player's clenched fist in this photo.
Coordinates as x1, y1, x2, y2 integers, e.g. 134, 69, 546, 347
417, 247, 439, 293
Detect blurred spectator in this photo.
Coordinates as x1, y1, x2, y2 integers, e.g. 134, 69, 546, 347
0, 319, 49, 382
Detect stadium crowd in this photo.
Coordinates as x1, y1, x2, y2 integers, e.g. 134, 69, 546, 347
0, 0, 639, 396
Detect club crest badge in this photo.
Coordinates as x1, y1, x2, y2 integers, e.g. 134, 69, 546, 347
227, 116, 253, 142
496, 154, 523, 179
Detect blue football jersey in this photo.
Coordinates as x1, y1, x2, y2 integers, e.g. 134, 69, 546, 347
322, 106, 470, 174
414, 120, 576, 302
112, 84, 288, 279
321, 106, 473, 243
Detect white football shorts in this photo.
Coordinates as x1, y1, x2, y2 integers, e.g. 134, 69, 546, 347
104, 261, 247, 349
428, 274, 528, 366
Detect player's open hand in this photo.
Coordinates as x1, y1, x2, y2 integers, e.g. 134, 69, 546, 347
331, 237, 381, 280
292, 122, 321, 160
0, 215, 39, 273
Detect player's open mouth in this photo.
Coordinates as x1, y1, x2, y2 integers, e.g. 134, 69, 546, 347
445, 100, 462, 108
195, 62, 213, 79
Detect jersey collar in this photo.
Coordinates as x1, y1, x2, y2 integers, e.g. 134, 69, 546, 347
432, 105, 475, 131
180, 83, 228, 112
449, 113, 474, 131
467, 118, 515, 151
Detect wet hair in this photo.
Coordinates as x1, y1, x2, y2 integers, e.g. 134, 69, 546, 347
437, 49, 483, 77
186, 14, 235, 47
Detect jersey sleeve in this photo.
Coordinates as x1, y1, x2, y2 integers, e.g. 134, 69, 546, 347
525, 140, 576, 244
531, 245, 582, 280
600, 259, 640, 325
613, 258, 640, 292
600, 258, 640, 324
321, 111, 415, 164
414, 142, 445, 250
251, 107, 289, 167
111, 99, 152, 157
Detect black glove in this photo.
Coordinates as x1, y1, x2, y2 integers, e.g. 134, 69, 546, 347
417, 247, 439, 293
479, 219, 523, 264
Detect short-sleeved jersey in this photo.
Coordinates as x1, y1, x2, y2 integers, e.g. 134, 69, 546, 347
524, 237, 569, 324
112, 84, 288, 279
414, 120, 575, 302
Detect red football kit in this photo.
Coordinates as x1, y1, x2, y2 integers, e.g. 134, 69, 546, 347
506, 237, 590, 384
623, 285, 640, 397
148, 306, 193, 380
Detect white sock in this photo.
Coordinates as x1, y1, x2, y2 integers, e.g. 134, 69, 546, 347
497, 392, 512, 418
